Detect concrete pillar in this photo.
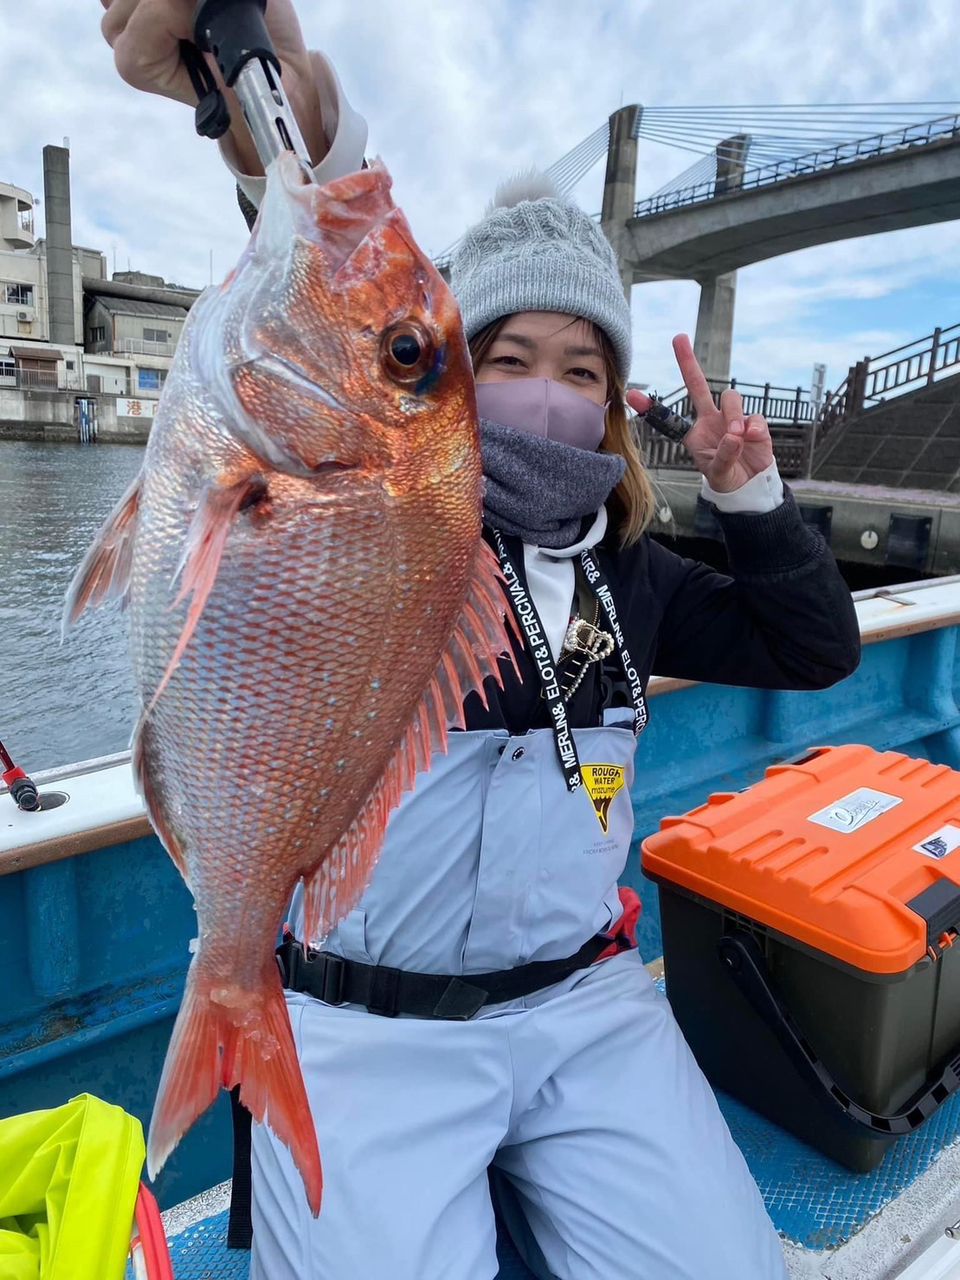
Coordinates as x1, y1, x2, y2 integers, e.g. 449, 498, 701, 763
693, 134, 751, 384
693, 275, 738, 385
42, 145, 75, 347
600, 104, 642, 297
714, 133, 751, 196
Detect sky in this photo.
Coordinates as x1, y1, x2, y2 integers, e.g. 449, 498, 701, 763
3, 0, 960, 398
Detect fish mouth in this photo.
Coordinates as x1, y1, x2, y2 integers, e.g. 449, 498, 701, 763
274, 152, 395, 274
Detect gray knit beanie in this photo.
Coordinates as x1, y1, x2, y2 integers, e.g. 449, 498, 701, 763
450, 172, 632, 382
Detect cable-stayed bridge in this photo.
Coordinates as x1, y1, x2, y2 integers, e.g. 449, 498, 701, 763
436, 103, 960, 575
437, 102, 960, 386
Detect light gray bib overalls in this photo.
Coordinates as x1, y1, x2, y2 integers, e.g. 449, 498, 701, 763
250, 709, 787, 1280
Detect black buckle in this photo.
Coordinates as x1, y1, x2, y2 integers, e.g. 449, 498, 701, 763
317, 953, 346, 1006
276, 938, 300, 989
277, 941, 347, 1007
367, 964, 401, 1017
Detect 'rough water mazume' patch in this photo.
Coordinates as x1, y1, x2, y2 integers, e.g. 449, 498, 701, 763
582, 764, 626, 833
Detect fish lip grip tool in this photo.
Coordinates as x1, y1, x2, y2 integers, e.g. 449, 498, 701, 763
639, 397, 693, 444
182, 0, 315, 176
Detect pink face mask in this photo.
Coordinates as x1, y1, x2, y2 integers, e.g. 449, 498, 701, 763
475, 378, 608, 452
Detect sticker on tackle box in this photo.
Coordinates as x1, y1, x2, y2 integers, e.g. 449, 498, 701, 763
808, 787, 902, 834
913, 824, 960, 860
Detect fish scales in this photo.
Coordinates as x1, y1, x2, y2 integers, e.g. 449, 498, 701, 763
64, 155, 516, 1214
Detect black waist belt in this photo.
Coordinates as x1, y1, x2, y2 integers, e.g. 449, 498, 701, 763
276, 932, 620, 1021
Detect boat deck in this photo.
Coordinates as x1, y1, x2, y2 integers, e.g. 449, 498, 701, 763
153, 993, 960, 1280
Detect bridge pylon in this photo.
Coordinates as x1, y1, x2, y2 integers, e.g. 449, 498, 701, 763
601, 104, 642, 297
692, 135, 750, 384
602, 116, 751, 383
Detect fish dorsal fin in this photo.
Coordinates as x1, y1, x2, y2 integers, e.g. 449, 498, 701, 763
302, 538, 519, 946
62, 473, 142, 634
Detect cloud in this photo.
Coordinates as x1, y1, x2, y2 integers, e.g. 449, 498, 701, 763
3, 0, 959, 398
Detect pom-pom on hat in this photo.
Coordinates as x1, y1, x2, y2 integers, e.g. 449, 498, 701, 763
450, 170, 633, 382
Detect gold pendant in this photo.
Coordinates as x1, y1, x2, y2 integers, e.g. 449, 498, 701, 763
561, 617, 615, 663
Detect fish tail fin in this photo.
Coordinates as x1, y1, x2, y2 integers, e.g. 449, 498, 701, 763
147, 964, 322, 1215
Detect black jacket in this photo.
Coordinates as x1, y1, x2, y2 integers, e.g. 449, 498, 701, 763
464, 487, 861, 734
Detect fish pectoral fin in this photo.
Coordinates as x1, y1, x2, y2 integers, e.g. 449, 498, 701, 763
144, 475, 263, 716
62, 472, 143, 636
302, 538, 518, 945
147, 962, 323, 1216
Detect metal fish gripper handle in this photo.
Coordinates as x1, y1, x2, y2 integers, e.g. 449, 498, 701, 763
182, 0, 316, 177
641, 397, 694, 444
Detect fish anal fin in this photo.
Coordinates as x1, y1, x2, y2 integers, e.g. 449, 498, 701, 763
62, 473, 142, 635
146, 475, 263, 716
302, 537, 517, 944
147, 963, 322, 1215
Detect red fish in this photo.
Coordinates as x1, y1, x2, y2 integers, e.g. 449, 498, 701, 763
64, 155, 516, 1213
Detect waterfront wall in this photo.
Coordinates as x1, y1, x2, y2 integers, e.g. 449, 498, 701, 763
650, 468, 960, 574
0, 389, 149, 443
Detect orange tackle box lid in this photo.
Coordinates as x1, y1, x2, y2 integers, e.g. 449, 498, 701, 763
641, 744, 960, 975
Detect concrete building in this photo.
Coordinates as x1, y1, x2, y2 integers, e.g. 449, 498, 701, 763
0, 147, 200, 442
85, 295, 186, 365
1, 163, 106, 350
0, 236, 105, 349
0, 181, 35, 253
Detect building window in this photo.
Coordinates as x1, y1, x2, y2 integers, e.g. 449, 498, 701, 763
90, 325, 106, 344
138, 367, 166, 392
66, 360, 75, 370
0, 359, 14, 379
143, 328, 170, 344
5, 283, 34, 306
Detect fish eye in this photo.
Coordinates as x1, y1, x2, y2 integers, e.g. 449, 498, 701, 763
381, 321, 434, 384
390, 333, 421, 366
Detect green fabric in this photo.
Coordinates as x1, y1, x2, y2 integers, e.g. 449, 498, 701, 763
0, 1094, 145, 1280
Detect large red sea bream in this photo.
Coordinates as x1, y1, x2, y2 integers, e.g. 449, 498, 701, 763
64, 154, 516, 1213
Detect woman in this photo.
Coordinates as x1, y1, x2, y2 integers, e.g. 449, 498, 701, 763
103, 7, 860, 1278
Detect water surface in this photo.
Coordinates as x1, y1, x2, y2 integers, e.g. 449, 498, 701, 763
0, 440, 144, 771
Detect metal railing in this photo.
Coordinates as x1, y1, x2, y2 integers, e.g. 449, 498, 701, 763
640, 422, 813, 479
0, 369, 85, 392
639, 379, 817, 478
112, 337, 177, 357
661, 378, 817, 426
642, 321, 960, 479
814, 320, 960, 462
634, 113, 960, 219
0, 370, 164, 397
89, 378, 165, 398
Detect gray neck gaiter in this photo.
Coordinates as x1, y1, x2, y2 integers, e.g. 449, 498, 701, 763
480, 418, 626, 549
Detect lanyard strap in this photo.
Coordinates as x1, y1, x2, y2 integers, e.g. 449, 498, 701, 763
491, 529, 583, 791
490, 531, 648, 792
579, 549, 649, 738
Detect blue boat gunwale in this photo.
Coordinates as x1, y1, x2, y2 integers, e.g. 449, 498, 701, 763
5, 572, 960, 876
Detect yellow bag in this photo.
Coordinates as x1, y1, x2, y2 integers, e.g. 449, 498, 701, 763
0, 1094, 145, 1280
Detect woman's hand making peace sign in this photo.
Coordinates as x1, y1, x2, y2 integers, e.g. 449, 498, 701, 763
626, 334, 775, 494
